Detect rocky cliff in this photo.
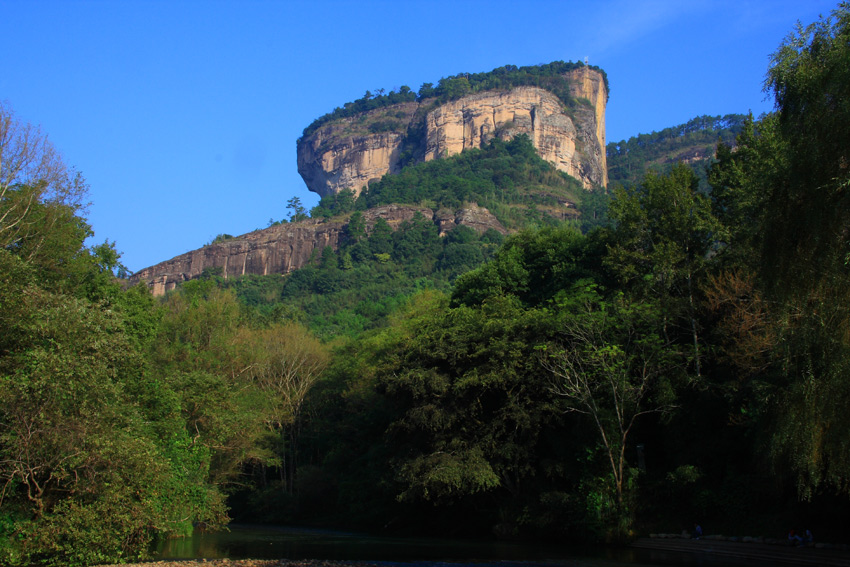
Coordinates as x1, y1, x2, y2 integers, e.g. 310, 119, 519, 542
129, 204, 506, 296
296, 102, 419, 199
297, 68, 607, 198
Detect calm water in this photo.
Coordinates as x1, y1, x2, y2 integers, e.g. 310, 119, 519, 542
155, 524, 757, 567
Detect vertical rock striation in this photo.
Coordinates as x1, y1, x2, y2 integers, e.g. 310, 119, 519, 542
296, 102, 419, 198
129, 205, 506, 296
296, 68, 608, 197
424, 86, 596, 186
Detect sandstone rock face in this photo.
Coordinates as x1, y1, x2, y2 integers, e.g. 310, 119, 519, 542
129, 205, 507, 296
296, 69, 607, 197
566, 70, 606, 160
129, 218, 345, 296
424, 86, 602, 187
296, 103, 419, 198
434, 204, 505, 236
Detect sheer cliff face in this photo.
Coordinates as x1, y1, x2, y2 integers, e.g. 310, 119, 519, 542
296, 102, 419, 199
296, 69, 607, 197
129, 205, 506, 296
423, 86, 607, 188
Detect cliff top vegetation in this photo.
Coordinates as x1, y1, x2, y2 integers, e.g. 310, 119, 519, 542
299, 60, 608, 140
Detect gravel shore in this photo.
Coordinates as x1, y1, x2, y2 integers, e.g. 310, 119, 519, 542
96, 561, 388, 567
630, 537, 850, 566
94, 539, 850, 567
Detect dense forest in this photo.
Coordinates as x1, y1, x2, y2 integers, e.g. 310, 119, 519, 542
3, 6, 850, 566
607, 113, 748, 191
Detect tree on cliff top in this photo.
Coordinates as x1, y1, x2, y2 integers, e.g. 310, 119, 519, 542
300, 60, 607, 140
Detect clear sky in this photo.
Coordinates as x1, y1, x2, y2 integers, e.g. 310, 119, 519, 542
0, 0, 837, 273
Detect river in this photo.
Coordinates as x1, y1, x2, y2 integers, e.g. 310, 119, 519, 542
154, 524, 762, 566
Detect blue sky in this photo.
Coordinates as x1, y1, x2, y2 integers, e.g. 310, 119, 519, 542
1, 0, 837, 272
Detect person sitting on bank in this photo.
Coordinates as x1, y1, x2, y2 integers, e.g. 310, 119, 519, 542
692, 524, 703, 540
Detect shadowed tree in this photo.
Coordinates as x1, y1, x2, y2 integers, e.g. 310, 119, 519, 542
542, 290, 684, 538
756, 4, 850, 498
238, 323, 329, 492
606, 165, 722, 377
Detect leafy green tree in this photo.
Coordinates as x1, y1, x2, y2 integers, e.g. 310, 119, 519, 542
452, 224, 595, 308
578, 189, 612, 232
542, 290, 683, 538
0, 102, 88, 263
708, 113, 786, 271
368, 217, 393, 255
378, 293, 565, 511
0, 250, 227, 566
754, 4, 850, 498
606, 165, 722, 377
391, 212, 442, 268
236, 323, 329, 493
759, 5, 850, 295
286, 196, 308, 222
152, 283, 272, 485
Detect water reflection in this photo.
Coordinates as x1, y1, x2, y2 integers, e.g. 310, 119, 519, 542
155, 525, 751, 567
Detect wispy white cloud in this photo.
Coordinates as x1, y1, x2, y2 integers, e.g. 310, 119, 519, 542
581, 0, 709, 59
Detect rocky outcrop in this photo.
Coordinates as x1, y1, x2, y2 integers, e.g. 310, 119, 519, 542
130, 205, 507, 296
566, 68, 606, 168
296, 103, 419, 199
296, 69, 607, 197
129, 218, 345, 296
433, 204, 505, 236
424, 86, 604, 187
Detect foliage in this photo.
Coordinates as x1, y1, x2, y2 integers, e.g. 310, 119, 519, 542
209, 233, 234, 245
379, 295, 563, 506
286, 196, 309, 222
607, 164, 723, 377
697, 4, 850, 502
300, 61, 607, 140
542, 291, 684, 539
12, 8, 850, 555
607, 114, 748, 192
354, 135, 586, 229
0, 103, 334, 564
300, 86, 417, 140
214, 207, 505, 340
755, 3, 850, 498
0, 251, 227, 566
451, 224, 599, 308
0, 102, 89, 263
236, 322, 330, 492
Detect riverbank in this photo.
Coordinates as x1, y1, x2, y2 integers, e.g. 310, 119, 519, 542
96, 544, 850, 567
95, 561, 385, 567
630, 536, 850, 566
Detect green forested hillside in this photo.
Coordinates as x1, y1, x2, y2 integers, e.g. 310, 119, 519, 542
313, 134, 585, 226
607, 113, 748, 190
4, 7, 850, 565
235, 134, 589, 339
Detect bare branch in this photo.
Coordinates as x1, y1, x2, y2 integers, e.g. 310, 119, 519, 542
0, 101, 89, 253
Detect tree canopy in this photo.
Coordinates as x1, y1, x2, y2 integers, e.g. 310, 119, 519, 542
6, 7, 850, 562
